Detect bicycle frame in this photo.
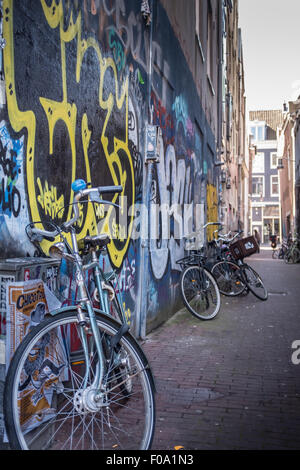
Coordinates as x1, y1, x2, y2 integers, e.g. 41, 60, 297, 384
27, 181, 126, 398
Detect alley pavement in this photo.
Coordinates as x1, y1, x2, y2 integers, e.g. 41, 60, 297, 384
1, 249, 299, 451
142, 249, 300, 450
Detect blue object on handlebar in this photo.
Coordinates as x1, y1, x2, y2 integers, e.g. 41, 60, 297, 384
72, 179, 87, 192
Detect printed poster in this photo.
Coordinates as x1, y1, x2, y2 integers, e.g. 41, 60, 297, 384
6, 280, 65, 435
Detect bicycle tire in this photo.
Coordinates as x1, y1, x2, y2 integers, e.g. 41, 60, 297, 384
180, 265, 221, 320
284, 248, 292, 263
4, 310, 155, 450
108, 293, 133, 397
285, 247, 300, 264
241, 264, 268, 301
211, 260, 246, 296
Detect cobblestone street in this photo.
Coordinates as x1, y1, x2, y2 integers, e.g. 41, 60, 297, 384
143, 249, 300, 450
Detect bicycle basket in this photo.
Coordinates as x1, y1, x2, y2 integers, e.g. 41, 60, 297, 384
229, 236, 259, 260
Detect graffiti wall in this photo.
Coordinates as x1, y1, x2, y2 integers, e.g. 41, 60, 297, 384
145, 1, 218, 331
0, 0, 219, 336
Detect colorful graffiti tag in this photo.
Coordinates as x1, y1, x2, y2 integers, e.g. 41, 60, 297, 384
2, 0, 140, 269
0, 0, 219, 334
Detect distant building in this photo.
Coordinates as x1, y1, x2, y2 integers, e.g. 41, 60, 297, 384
277, 104, 296, 238
278, 98, 300, 238
248, 110, 283, 244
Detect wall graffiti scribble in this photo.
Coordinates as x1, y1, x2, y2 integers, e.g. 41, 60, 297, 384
3, 0, 136, 268
0, 0, 220, 335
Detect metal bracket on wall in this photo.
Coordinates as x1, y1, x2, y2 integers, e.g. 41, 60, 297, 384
145, 124, 161, 164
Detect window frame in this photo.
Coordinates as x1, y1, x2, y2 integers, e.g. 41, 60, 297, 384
195, 0, 205, 63
270, 152, 277, 169
249, 121, 266, 142
252, 152, 265, 173
271, 174, 279, 197
207, 1, 214, 90
252, 175, 265, 197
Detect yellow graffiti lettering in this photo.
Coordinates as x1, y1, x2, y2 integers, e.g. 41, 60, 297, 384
37, 178, 65, 219
206, 184, 218, 241
95, 203, 105, 219
3, 0, 135, 267
122, 302, 131, 326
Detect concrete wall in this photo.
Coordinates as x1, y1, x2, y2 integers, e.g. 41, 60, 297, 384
0, 0, 220, 337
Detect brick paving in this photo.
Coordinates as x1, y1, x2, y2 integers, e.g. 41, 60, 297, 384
142, 249, 300, 450
1, 249, 299, 451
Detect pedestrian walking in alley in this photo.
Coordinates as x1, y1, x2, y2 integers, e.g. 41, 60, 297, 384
254, 229, 261, 252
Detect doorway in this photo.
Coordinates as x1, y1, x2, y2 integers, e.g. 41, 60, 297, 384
263, 218, 280, 244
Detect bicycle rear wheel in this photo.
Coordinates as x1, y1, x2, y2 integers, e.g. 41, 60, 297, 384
180, 266, 221, 320
211, 260, 246, 296
241, 264, 268, 301
4, 310, 155, 450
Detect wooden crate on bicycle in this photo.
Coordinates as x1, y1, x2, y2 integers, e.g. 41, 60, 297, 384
229, 236, 259, 260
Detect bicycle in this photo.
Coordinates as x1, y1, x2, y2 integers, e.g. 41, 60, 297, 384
208, 230, 248, 297
272, 238, 288, 259
176, 222, 221, 321
224, 235, 268, 301
4, 179, 155, 450
284, 235, 300, 264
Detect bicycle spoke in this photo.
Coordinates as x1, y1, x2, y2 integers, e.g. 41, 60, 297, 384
5, 313, 155, 450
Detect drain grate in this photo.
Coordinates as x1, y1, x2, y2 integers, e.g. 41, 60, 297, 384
268, 291, 288, 296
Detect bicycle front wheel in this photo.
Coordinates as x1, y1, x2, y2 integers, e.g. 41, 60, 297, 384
285, 247, 300, 264
211, 260, 246, 296
4, 310, 155, 450
180, 266, 221, 320
241, 264, 268, 301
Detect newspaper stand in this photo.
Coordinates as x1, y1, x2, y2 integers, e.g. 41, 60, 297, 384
0, 257, 61, 441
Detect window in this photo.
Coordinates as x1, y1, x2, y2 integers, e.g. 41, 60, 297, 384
252, 176, 264, 196
257, 126, 264, 141
271, 175, 279, 196
252, 152, 264, 173
270, 152, 277, 169
195, 0, 205, 62
250, 123, 266, 142
207, 1, 214, 87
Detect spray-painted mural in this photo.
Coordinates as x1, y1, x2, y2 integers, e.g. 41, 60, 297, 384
0, 0, 218, 336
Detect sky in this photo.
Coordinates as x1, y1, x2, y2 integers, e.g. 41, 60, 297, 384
238, 0, 300, 113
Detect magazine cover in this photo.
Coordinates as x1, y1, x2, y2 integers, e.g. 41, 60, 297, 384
6, 280, 65, 434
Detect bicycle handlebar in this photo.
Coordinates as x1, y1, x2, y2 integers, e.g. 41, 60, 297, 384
202, 221, 222, 229
64, 185, 122, 230
216, 230, 243, 244
185, 222, 223, 240
27, 182, 123, 242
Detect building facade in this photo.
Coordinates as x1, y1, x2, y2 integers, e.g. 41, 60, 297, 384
295, 103, 300, 234
217, 0, 248, 234
277, 98, 300, 239
249, 110, 283, 244
277, 105, 296, 238
0, 0, 246, 336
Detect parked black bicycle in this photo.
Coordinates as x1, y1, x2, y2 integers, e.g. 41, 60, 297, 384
176, 222, 222, 321
201, 229, 268, 301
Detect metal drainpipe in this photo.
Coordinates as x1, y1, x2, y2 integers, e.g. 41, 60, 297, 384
291, 120, 296, 234
137, 0, 154, 339
217, 0, 224, 223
